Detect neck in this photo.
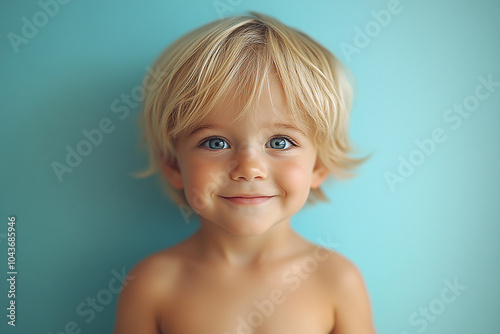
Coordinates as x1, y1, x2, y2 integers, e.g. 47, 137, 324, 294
191, 218, 302, 267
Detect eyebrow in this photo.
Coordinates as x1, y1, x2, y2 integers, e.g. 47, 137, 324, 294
189, 124, 218, 136
189, 123, 306, 136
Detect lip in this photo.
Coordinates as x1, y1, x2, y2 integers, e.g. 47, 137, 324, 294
220, 194, 275, 205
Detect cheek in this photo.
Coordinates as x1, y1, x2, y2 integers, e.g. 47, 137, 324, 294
180, 156, 229, 209
272, 159, 313, 193
182, 161, 206, 191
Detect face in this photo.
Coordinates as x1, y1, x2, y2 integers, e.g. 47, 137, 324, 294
163, 77, 329, 236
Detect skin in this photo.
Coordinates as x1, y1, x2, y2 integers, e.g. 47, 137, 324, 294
114, 76, 376, 334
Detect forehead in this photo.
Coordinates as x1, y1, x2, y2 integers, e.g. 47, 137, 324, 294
205, 75, 294, 127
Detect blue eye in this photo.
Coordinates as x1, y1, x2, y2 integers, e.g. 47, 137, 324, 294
202, 138, 229, 150
266, 137, 293, 150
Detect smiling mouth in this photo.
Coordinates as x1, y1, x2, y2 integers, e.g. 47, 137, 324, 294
220, 195, 275, 205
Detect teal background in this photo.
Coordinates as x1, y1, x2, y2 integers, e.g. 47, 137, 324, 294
1, 0, 499, 333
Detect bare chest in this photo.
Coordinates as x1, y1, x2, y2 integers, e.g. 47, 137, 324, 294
158, 266, 334, 334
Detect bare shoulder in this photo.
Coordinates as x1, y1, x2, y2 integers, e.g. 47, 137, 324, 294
113, 247, 184, 334
128, 248, 182, 293
314, 249, 366, 289
313, 248, 377, 334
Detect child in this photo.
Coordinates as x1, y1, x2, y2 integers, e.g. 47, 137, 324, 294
114, 12, 376, 334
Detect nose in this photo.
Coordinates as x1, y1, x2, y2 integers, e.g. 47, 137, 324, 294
229, 144, 267, 181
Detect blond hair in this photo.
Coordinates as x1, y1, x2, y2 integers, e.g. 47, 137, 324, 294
138, 12, 364, 207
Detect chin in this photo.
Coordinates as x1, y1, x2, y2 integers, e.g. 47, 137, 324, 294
217, 220, 279, 237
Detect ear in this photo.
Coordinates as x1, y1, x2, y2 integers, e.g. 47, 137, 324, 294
310, 157, 330, 189
161, 159, 184, 190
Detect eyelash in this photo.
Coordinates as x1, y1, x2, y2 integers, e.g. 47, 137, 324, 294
197, 134, 299, 150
